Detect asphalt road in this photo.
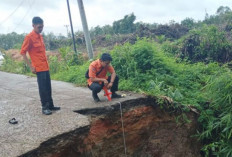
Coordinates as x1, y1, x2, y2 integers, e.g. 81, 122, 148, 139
0, 71, 141, 157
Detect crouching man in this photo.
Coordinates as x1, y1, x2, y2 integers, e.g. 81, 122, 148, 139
88, 53, 122, 102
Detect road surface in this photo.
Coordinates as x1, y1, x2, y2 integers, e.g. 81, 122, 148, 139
0, 71, 142, 157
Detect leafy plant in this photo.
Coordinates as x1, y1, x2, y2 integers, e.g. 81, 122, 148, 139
170, 25, 232, 63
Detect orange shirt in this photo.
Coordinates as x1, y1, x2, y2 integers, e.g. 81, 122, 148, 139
88, 59, 115, 85
20, 30, 49, 72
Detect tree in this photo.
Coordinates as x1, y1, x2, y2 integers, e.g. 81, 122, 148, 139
113, 13, 136, 34
0, 32, 25, 50
181, 18, 195, 29
102, 25, 114, 35
90, 26, 103, 37
216, 6, 231, 15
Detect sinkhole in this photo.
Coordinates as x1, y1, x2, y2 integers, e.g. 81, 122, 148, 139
20, 97, 202, 157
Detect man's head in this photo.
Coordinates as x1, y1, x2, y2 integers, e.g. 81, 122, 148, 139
32, 17, 44, 34
100, 53, 112, 67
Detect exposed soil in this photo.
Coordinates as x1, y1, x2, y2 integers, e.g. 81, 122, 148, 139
20, 98, 202, 157
4, 49, 61, 61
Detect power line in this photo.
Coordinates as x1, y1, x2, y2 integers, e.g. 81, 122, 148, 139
12, 0, 35, 32
0, 0, 25, 25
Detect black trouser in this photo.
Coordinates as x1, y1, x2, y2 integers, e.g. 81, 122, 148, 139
36, 71, 54, 109
89, 75, 119, 94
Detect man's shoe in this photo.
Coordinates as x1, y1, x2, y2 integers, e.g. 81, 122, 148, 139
94, 98, 100, 102
92, 93, 100, 102
50, 106, 61, 111
42, 109, 52, 115
111, 93, 122, 99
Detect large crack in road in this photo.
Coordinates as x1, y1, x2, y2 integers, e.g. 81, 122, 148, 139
0, 71, 141, 157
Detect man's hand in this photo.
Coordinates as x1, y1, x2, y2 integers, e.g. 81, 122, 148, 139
103, 79, 109, 86
30, 66, 36, 74
22, 54, 36, 74
107, 82, 113, 89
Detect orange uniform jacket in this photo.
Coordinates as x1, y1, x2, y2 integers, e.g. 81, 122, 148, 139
88, 59, 115, 86
20, 30, 49, 72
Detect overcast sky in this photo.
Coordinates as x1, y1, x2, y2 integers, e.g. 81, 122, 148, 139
0, 0, 232, 35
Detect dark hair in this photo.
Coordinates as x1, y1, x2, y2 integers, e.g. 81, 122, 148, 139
32, 17, 43, 25
100, 53, 112, 61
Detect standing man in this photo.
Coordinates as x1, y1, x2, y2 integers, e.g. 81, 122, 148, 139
20, 17, 60, 115
88, 53, 122, 102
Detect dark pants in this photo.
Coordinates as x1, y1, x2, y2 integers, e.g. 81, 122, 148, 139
36, 71, 54, 109
89, 75, 119, 94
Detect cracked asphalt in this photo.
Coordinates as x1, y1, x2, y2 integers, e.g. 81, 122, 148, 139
0, 71, 142, 157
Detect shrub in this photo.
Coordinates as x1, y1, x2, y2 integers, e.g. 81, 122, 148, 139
180, 25, 232, 63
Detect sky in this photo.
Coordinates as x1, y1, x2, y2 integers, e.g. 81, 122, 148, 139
0, 0, 232, 36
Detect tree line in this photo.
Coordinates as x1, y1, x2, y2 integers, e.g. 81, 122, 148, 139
1, 6, 232, 63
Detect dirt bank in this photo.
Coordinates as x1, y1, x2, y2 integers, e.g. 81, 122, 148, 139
20, 98, 202, 157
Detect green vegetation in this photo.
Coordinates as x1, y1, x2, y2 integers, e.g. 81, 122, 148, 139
0, 32, 25, 50
2, 6, 232, 157
0, 52, 30, 74
164, 25, 232, 63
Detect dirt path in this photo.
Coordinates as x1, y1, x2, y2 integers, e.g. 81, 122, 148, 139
0, 71, 142, 157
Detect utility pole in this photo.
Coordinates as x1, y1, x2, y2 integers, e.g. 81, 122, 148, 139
77, 0, 93, 59
64, 24, 69, 37
66, 0, 78, 58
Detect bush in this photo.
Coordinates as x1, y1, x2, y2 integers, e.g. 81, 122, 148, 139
180, 25, 232, 63
52, 62, 90, 86
198, 70, 232, 156
132, 40, 154, 72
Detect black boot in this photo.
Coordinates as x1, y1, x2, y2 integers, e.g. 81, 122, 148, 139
92, 92, 100, 102
111, 92, 122, 99
49, 101, 61, 111
42, 109, 52, 115
50, 106, 60, 111
42, 102, 52, 115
